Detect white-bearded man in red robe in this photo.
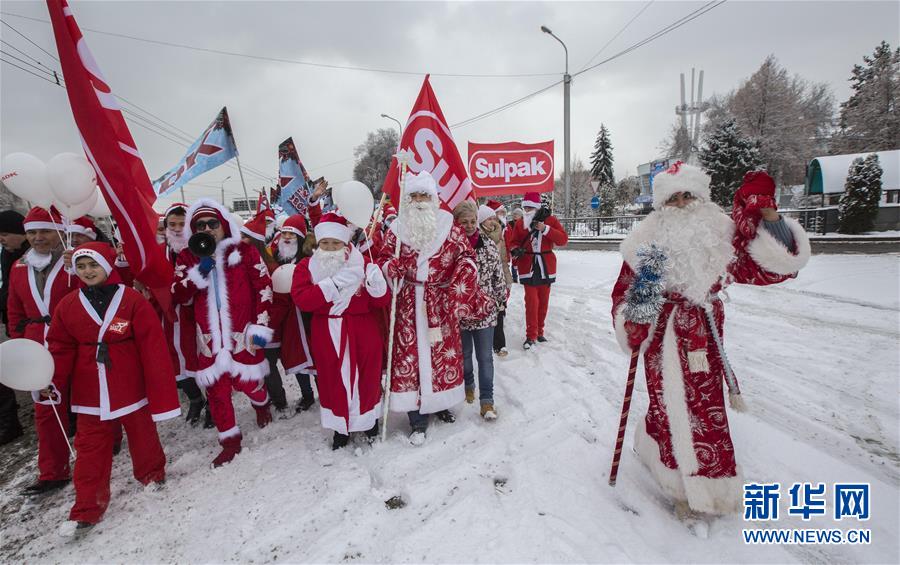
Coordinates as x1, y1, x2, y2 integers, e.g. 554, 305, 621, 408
378, 172, 491, 445
292, 212, 390, 449
611, 164, 811, 518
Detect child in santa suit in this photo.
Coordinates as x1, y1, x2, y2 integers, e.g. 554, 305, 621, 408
171, 199, 275, 467
46, 242, 180, 533
291, 213, 390, 449
506, 192, 568, 349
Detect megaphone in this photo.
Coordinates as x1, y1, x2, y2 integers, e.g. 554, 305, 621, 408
188, 232, 216, 257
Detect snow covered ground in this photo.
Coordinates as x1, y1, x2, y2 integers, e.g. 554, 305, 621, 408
1, 250, 898, 564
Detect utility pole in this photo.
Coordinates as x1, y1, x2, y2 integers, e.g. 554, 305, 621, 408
541, 25, 571, 217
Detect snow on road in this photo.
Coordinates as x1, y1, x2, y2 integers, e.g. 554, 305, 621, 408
1, 251, 897, 564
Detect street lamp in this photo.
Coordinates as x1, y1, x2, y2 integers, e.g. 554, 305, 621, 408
219, 175, 231, 207
541, 25, 571, 218
380, 113, 403, 142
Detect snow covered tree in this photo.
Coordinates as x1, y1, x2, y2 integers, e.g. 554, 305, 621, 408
353, 128, 400, 199
615, 175, 642, 209
698, 118, 763, 208
832, 41, 900, 154
659, 123, 693, 163
838, 153, 883, 234
589, 125, 615, 186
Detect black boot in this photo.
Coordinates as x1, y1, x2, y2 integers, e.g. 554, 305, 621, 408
185, 399, 205, 427
364, 421, 379, 444
332, 431, 349, 450
203, 404, 215, 429
0, 421, 24, 446
436, 410, 456, 424
22, 479, 70, 496
537, 335, 548, 343
295, 395, 315, 413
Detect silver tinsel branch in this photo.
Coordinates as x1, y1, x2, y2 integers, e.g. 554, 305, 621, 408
623, 244, 669, 324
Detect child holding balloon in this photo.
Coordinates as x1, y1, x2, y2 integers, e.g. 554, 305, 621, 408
45, 242, 180, 535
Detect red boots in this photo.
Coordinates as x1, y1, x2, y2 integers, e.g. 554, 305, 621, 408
254, 403, 273, 428
212, 434, 242, 467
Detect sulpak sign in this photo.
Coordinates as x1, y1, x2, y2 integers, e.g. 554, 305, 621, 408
468, 140, 554, 196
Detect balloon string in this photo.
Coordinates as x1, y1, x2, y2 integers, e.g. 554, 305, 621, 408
48, 390, 75, 458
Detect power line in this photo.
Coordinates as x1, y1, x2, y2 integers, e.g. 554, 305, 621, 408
1, 56, 57, 83
578, 0, 654, 71
0, 11, 558, 79
450, 79, 563, 129
0, 18, 58, 61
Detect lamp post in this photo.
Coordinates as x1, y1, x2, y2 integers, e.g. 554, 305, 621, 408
380, 113, 403, 145
219, 175, 231, 208
541, 25, 571, 218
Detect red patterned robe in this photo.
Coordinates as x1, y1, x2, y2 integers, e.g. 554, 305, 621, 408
611, 209, 811, 514
378, 210, 490, 414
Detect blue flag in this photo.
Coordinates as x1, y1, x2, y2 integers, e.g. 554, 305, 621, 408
277, 137, 312, 217
153, 107, 238, 196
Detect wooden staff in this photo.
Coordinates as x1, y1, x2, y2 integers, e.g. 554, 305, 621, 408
609, 349, 640, 486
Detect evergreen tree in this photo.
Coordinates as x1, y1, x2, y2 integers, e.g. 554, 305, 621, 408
589, 125, 615, 186
698, 118, 763, 208
838, 154, 883, 234
833, 41, 900, 154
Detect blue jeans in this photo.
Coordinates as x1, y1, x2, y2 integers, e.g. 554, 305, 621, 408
461, 326, 495, 404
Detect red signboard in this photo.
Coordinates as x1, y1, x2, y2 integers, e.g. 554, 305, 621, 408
467, 140, 554, 196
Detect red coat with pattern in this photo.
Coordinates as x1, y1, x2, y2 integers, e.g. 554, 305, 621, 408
611, 210, 811, 514
171, 238, 275, 387
47, 284, 180, 422
377, 211, 491, 414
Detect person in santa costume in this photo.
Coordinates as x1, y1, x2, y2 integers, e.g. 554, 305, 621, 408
45, 242, 180, 533
272, 214, 318, 413
171, 198, 275, 467
292, 212, 390, 449
377, 172, 491, 445
158, 203, 209, 427
507, 192, 569, 349
6, 207, 80, 495
611, 164, 811, 517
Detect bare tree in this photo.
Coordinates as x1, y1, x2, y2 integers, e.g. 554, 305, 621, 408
353, 128, 400, 199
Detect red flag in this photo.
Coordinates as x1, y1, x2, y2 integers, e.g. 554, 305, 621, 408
381, 76, 473, 210
256, 192, 275, 220
46, 0, 172, 289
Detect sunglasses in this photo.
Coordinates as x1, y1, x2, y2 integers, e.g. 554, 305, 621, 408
194, 219, 221, 231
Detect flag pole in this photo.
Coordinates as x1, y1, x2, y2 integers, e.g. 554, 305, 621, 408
180, 187, 186, 203
234, 153, 252, 211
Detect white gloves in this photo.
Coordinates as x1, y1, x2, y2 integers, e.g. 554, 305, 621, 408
365, 263, 387, 297
330, 266, 363, 290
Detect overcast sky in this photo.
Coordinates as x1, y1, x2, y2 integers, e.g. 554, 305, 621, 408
1, 1, 898, 210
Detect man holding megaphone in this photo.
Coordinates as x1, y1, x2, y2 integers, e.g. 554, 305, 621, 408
171, 199, 276, 467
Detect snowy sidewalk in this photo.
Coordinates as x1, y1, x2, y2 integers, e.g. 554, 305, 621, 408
0, 251, 897, 563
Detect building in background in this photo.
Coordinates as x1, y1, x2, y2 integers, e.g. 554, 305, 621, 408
806, 150, 899, 206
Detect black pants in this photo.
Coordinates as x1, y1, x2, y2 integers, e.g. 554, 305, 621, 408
264, 348, 287, 410
0, 383, 21, 435
295, 373, 314, 400
493, 309, 506, 351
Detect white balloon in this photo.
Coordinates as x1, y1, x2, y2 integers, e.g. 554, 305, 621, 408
89, 188, 112, 217
0, 338, 55, 392
56, 190, 99, 221
333, 180, 375, 229
271, 263, 296, 294
1, 152, 54, 207
46, 152, 97, 206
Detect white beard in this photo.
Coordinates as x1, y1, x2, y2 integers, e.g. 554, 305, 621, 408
23, 248, 53, 270
313, 248, 347, 278
621, 201, 735, 305
166, 229, 188, 253
401, 199, 437, 251
277, 238, 299, 262
156, 233, 166, 245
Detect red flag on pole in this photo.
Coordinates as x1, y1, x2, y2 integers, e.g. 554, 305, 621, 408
46, 0, 172, 289
381, 76, 473, 210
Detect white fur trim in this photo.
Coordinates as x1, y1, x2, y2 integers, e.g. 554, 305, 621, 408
613, 303, 632, 354
249, 394, 270, 407
23, 221, 63, 231
687, 350, 710, 373
152, 408, 181, 422
186, 264, 210, 290
404, 171, 438, 197
246, 323, 274, 342
746, 216, 811, 275
218, 426, 241, 441
651, 164, 711, 209
634, 417, 687, 501
314, 222, 352, 244
228, 250, 242, 266
66, 224, 97, 240
660, 314, 701, 476
683, 471, 744, 515
194, 357, 269, 387
71, 248, 112, 275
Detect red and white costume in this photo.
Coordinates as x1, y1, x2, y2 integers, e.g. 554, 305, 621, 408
47, 243, 179, 523
171, 199, 274, 445
271, 215, 315, 376
377, 172, 491, 414
611, 164, 811, 514
292, 214, 390, 433
5, 207, 80, 482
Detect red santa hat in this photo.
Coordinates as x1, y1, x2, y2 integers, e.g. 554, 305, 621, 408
522, 192, 542, 209
66, 216, 98, 240
404, 171, 438, 199
486, 199, 505, 212
23, 207, 64, 232
314, 212, 352, 244
477, 205, 496, 226
185, 198, 241, 240
164, 202, 189, 220
280, 215, 308, 238
71, 241, 116, 275
240, 213, 268, 242
382, 203, 398, 220
651, 161, 711, 209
